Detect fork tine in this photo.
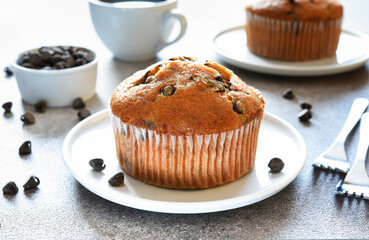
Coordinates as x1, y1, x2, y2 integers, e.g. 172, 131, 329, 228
312, 98, 368, 172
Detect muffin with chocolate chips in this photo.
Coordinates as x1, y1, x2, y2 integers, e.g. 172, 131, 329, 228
245, 0, 343, 60
110, 57, 265, 189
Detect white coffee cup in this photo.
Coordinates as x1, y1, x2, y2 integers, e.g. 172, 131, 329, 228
88, 0, 187, 61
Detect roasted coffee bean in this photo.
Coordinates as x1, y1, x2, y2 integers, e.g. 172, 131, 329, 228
21, 63, 35, 69
52, 47, 64, 55
162, 86, 176, 96
74, 58, 87, 67
300, 102, 312, 110
63, 54, 75, 68
108, 172, 125, 187
268, 157, 285, 173
51, 53, 63, 65
3, 182, 18, 195
233, 101, 245, 114
21, 112, 35, 124
77, 108, 91, 120
73, 97, 85, 109
29, 52, 43, 66
4, 66, 13, 76
19, 140, 32, 155
34, 100, 47, 113
145, 76, 155, 84
89, 158, 106, 171
19, 54, 30, 65
2, 101, 12, 113
205, 78, 225, 92
289, 0, 295, 3
54, 61, 66, 69
73, 50, 87, 59
23, 176, 40, 190
298, 109, 312, 122
42, 66, 52, 70
282, 88, 294, 99
40, 49, 53, 62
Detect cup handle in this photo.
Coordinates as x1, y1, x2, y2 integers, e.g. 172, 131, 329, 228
156, 9, 187, 51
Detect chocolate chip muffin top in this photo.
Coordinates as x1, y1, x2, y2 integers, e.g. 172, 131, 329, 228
246, 0, 343, 21
110, 57, 264, 135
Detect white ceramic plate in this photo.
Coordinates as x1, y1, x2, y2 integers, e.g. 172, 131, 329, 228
212, 25, 369, 76
63, 109, 306, 214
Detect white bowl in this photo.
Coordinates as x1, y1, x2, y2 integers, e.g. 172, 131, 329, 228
11, 46, 98, 107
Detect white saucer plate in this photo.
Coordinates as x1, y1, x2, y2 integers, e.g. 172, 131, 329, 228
212, 25, 369, 77
63, 109, 306, 214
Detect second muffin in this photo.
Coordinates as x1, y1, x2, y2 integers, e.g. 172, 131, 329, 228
245, 0, 343, 61
110, 57, 265, 189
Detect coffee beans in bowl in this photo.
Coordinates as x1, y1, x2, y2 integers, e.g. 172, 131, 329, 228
11, 46, 98, 107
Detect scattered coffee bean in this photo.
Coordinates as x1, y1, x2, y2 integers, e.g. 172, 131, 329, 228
23, 176, 40, 190
2, 102, 12, 113
162, 86, 176, 96
108, 172, 125, 187
4, 66, 13, 76
2, 182, 18, 195
21, 112, 35, 124
233, 101, 245, 114
300, 102, 312, 110
34, 100, 47, 113
282, 88, 294, 100
19, 141, 32, 156
145, 76, 156, 84
268, 157, 285, 173
298, 109, 312, 122
89, 158, 106, 171
73, 97, 85, 109
17, 46, 93, 70
77, 108, 91, 120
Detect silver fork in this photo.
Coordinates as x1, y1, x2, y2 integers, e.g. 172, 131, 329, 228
312, 98, 368, 173
335, 112, 369, 199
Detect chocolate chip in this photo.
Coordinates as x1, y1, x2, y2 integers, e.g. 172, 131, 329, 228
205, 78, 225, 92
19, 141, 32, 155
73, 97, 85, 109
4, 66, 13, 77
2, 102, 12, 113
23, 176, 40, 190
34, 100, 47, 113
21, 112, 35, 124
233, 101, 245, 114
146, 121, 155, 129
300, 102, 312, 110
3, 182, 18, 195
298, 109, 312, 122
108, 172, 125, 187
215, 74, 223, 82
268, 157, 285, 173
282, 88, 294, 99
162, 86, 176, 96
77, 108, 91, 120
145, 76, 155, 84
89, 158, 106, 171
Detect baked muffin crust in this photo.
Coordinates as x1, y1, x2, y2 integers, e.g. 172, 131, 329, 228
110, 57, 264, 135
246, 0, 343, 21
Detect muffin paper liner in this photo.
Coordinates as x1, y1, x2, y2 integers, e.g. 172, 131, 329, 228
111, 113, 263, 189
246, 12, 342, 61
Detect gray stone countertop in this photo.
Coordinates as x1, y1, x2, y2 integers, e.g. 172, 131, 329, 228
1, 0, 369, 239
